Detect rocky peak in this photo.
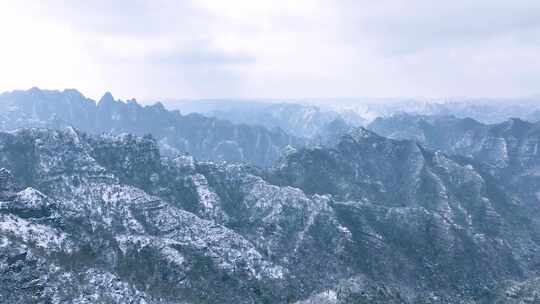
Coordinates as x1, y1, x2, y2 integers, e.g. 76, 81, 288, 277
62, 88, 85, 99
149, 101, 166, 111
28, 86, 44, 97
125, 98, 141, 107
492, 117, 532, 136
97, 92, 118, 110
98, 91, 115, 105
0, 88, 305, 166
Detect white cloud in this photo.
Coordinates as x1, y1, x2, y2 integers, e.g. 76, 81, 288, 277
0, 2, 105, 97
0, 0, 539, 101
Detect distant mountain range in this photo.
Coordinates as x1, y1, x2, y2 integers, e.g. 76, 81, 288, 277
2, 88, 539, 168
0, 88, 304, 166
173, 97, 540, 128
369, 113, 540, 167
173, 99, 365, 138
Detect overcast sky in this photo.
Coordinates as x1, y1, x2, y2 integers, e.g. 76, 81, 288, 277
1, 0, 539, 101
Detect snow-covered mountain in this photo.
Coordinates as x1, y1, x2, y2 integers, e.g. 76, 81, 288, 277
2, 126, 540, 303
3, 87, 540, 302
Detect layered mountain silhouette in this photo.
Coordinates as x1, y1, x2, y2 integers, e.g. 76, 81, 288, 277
175, 100, 365, 138
3, 88, 540, 302
0, 88, 304, 166
369, 114, 540, 209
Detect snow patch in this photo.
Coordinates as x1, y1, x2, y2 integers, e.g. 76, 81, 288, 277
0, 214, 71, 252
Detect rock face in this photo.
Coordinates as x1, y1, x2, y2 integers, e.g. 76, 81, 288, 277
1, 126, 540, 303
270, 127, 540, 302
369, 114, 540, 209
0, 128, 349, 303
369, 114, 540, 168
0, 88, 304, 166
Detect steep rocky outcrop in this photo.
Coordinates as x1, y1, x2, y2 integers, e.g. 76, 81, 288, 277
369, 114, 540, 210
369, 114, 540, 169
270, 127, 540, 302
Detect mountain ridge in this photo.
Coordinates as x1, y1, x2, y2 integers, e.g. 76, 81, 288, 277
2, 126, 540, 302
0, 87, 305, 167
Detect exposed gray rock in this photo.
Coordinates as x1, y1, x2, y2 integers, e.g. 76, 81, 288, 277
270, 127, 540, 302
2, 126, 540, 302
368, 114, 540, 211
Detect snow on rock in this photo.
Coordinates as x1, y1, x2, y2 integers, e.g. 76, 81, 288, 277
0, 214, 72, 252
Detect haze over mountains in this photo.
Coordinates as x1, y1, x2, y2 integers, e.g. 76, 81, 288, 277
2, 87, 539, 164
172, 97, 540, 128
2, 87, 540, 303
0, 88, 304, 167
3, 0, 540, 302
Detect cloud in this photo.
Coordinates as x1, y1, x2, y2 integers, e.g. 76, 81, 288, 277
0, 0, 539, 100
339, 0, 540, 54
